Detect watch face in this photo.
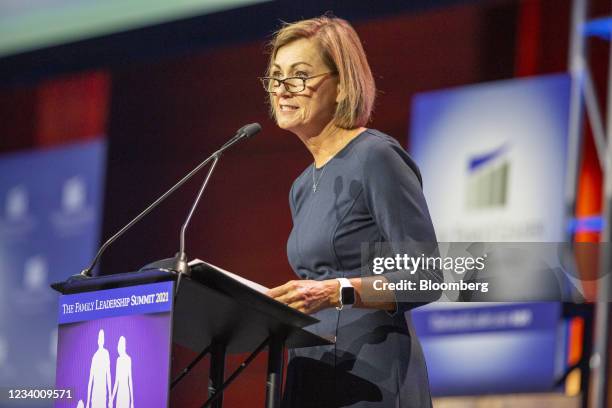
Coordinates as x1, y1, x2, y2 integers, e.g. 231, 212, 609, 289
341, 286, 355, 305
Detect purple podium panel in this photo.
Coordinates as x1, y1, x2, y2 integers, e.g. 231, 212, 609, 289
55, 281, 173, 408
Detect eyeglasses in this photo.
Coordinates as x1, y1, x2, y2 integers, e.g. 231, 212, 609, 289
259, 72, 337, 94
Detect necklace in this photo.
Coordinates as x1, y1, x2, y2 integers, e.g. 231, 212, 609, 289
311, 164, 327, 193
309, 128, 363, 193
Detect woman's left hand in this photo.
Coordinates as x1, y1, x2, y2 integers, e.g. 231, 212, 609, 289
266, 279, 339, 314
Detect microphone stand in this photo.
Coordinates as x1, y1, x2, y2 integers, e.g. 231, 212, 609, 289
172, 152, 219, 296
78, 124, 260, 279
174, 153, 220, 275
169, 129, 249, 276
78, 153, 218, 278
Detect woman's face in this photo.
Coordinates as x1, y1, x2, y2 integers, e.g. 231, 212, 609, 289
271, 38, 339, 136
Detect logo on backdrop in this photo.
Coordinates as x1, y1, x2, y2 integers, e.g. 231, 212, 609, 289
63, 176, 87, 213
24, 255, 48, 292
446, 141, 543, 241
411, 75, 570, 242
50, 176, 95, 236
0, 185, 36, 238
13, 255, 54, 312
6, 185, 28, 220
466, 145, 510, 209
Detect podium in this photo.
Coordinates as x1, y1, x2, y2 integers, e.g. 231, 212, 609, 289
51, 264, 332, 408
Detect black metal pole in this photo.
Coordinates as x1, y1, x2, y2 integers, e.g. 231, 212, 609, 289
265, 334, 284, 408
209, 341, 226, 408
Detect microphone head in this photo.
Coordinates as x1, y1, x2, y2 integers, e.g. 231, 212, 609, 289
238, 123, 262, 138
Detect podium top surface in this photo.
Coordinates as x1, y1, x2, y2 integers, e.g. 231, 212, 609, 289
189, 262, 318, 328
51, 269, 175, 294
174, 274, 331, 352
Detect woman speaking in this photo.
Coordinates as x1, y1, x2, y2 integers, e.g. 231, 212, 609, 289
263, 15, 441, 408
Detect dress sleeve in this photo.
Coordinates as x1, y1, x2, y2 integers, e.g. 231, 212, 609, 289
362, 140, 442, 313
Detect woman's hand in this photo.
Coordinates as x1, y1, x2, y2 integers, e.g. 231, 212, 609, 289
266, 279, 340, 314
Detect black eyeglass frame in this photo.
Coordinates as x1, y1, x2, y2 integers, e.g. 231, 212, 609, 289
259, 71, 337, 94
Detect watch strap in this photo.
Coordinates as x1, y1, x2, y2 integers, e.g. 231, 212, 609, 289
336, 277, 354, 310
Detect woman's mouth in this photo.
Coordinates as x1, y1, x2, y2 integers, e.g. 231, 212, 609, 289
279, 104, 299, 112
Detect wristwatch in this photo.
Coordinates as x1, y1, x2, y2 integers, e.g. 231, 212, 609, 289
336, 278, 355, 310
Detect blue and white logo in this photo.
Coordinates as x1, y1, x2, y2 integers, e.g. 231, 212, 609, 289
466, 145, 510, 210
6, 186, 28, 221
13, 255, 54, 313
0, 185, 36, 238
51, 175, 95, 236
23, 255, 48, 293
411, 74, 570, 241
62, 176, 87, 214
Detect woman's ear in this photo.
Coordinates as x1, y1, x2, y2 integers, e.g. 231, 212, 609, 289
336, 84, 346, 103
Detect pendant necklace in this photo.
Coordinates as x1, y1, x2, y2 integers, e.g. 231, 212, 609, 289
312, 163, 327, 193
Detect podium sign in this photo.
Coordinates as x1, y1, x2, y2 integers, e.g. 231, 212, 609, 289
51, 266, 331, 408
55, 281, 173, 408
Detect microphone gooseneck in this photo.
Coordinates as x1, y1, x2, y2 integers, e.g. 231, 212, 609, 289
78, 123, 262, 278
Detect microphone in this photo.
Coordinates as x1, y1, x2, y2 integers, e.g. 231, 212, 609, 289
221, 123, 261, 149
77, 123, 261, 278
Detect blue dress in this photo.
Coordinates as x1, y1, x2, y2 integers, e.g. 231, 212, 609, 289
283, 129, 440, 408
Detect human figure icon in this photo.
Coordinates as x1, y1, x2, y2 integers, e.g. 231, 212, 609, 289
86, 329, 111, 408
110, 336, 134, 408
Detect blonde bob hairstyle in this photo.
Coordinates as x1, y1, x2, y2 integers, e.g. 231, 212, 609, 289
266, 16, 376, 129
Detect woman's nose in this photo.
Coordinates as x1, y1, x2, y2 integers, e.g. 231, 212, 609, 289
277, 81, 292, 97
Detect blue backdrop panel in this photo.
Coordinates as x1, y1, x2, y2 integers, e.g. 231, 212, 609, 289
0, 139, 106, 393
409, 74, 571, 395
